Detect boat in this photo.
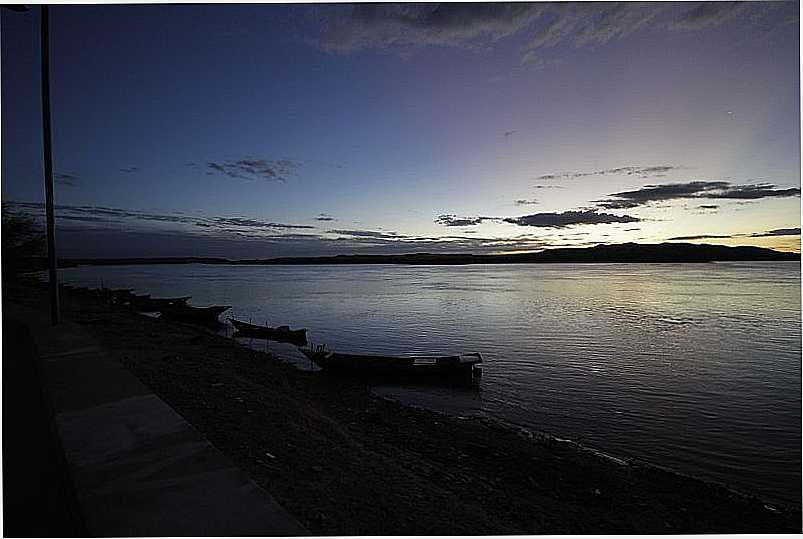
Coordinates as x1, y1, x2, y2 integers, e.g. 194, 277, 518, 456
229, 318, 308, 344
298, 346, 483, 379
159, 304, 231, 325
130, 295, 191, 311
98, 287, 135, 303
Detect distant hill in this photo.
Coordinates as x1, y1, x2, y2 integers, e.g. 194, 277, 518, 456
56, 243, 799, 268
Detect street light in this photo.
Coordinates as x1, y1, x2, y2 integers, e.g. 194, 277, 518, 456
2, 4, 59, 324
40, 4, 59, 325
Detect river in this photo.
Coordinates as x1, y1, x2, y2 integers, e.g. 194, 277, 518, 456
60, 261, 801, 505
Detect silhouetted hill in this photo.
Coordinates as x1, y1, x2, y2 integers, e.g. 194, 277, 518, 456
55, 243, 798, 268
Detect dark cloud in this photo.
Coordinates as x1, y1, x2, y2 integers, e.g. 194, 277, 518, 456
750, 228, 800, 238
206, 158, 301, 182
669, 1, 748, 31
50, 225, 571, 258
212, 217, 315, 230
314, 3, 546, 54
315, 213, 336, 222
597, 181, 801, 209
119, 166, 140, 173
514, 199, 539, 206
709, 183, 801, 200
535, 164, 680, 182
56, 214, 106, 223
313, 3, 674, 62
503, 210, 640, 228
3, 201, 316, 235
533, 184, 565, 189
309, 3, 792, 64
667, 227, 800, 241
328, 229, 400, 238
697, 204, 719, 210
521, 2, 663, 64
666, 234, 735, 241
434, 215, 492, 227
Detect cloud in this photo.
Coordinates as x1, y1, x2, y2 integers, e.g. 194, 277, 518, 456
315, 213, 336, 222
697, 204, 719, 210
749, 228, 800, 238
51, 224, 578, 258
514, 199, 539, 206
597, 181, 801, 209
503, 210, 640, 228
667, 227, 800, 241
669, 1, 748, 31
666, 234, 735, 241
535, 164, 680, 182
533, 184, 565, 189
523, 2, 662, 55
312, 3, 667, 58
119, 166, 139, 173
328, 229, 400, 238
313, 3, 547, 54
3, 201, 316, 235
308, 3, 793, 64
211, 217, 315, 230
206, 158, 302, 182
55, 173, 78, 186
56, 214, 106, 223
434, 215, 492, 227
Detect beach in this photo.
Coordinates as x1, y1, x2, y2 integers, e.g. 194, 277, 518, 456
6, 281, 800, 534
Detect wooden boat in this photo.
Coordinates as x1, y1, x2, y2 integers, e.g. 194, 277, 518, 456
159, 304, 230, 324
98, 287, 135, 302
229, 318, 307, 344
299, 346, 482, 379
130, 295, 191, 311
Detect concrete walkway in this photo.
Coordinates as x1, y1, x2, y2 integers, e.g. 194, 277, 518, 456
7, 306, 306, 536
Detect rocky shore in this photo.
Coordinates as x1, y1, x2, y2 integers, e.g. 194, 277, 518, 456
7, 282, 801, 534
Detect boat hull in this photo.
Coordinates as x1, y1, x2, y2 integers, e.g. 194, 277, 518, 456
131, 296, 191, 312
299, 349, 482, 380
160, 305, 230, 325
230, 319, 308, 344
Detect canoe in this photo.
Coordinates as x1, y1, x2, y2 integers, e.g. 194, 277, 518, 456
229, 318, 307, 344
98, 288, 135, 302
299, 346, 482, 379
159, 304, 230, 324
131, 296, 191, 311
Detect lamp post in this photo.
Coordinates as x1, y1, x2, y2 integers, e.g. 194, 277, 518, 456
3, 4, 59, 324
40, 4, 60, 325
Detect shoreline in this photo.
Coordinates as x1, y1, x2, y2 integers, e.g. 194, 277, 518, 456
7, 282, 801, 534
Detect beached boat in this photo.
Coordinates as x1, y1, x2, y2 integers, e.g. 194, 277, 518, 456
229, 318, 308, 344
299, 346, 483, 379
131, 295, 191, 311
98, 287, 135, 302
159, 304, 230, 324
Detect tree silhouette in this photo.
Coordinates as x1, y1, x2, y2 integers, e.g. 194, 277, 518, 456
2, 211, 45, 281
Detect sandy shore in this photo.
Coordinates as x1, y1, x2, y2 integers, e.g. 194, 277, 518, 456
8, 282, 800, 534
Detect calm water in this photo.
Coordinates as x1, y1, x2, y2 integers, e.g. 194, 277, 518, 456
60, 262, 802, 505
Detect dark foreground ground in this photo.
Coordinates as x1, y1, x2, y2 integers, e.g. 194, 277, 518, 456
4, 282, 801, 535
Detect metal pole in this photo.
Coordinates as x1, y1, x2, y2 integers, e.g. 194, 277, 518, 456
41, 5, 60, 325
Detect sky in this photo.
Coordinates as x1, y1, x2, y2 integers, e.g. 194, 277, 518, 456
2, 1, 800, 258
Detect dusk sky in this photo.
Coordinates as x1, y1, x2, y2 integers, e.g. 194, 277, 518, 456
2, 2, 800, 258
